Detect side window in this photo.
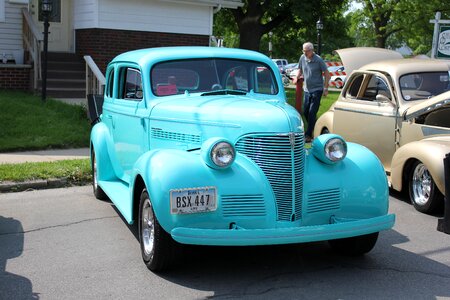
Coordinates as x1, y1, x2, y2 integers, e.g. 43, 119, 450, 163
362, 75, 391, 101
106, 68, 114, 97
119, 67, 143, 100
345, 74, 364, 98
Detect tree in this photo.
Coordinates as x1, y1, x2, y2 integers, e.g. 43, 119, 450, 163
213, 0, 350, 60
349, 0, 450, 53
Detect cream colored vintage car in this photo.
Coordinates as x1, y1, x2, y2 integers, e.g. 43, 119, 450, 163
314, 47, 450, 214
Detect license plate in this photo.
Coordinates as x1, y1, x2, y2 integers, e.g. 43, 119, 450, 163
170, 186, 217, 214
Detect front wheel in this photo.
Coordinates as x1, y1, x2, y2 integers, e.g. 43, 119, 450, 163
139, 189, 178, 272
328, 233, 379, 256
409, 160, 444, 214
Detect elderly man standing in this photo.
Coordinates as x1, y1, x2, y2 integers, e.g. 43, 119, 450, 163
293, 42, 330, 143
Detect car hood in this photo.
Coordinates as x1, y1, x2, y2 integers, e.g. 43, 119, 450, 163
335, 47, 403, 75
150, 94, 302, 141
404, 90, 450, 120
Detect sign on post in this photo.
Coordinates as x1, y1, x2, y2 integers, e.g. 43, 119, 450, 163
437, 25, 450, 58
430, 12, 450, 59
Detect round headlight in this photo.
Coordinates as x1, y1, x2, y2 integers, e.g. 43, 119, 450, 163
325, 138, 347, 162
211, 141, 235, 168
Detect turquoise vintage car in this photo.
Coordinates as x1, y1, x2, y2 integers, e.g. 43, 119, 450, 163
90, 46, 395, 272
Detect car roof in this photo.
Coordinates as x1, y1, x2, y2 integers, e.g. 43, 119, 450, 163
359, 59, 449, 78
111, 46, 274, 71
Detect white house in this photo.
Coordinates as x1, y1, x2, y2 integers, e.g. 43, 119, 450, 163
0, 0, 242, 94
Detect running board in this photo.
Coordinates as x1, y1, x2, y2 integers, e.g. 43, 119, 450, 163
99, 180, 134, 224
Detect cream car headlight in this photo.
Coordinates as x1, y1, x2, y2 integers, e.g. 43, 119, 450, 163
202, 138, 236, 169
312, 134, 347, 164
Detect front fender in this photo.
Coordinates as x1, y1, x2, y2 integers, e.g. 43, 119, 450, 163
90, 122, 117, 181
313, 110, 334, 137
131, 149, 275, 232
303, 142, 389, 224
391, 140, 446, 194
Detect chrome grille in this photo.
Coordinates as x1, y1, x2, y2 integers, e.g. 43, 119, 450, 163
235, 133, 305, 221
307, 188, 340, 213
222, 194, 265, 217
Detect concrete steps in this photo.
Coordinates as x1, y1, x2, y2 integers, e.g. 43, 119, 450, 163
40, 52, 86, 99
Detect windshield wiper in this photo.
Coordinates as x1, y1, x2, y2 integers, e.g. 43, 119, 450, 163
201, 89, 247, 96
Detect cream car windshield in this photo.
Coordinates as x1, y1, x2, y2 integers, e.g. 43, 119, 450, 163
151, 59, 278, 96
400, 72, 450, 101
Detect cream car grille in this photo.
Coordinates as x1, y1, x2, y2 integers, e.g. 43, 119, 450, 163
235, 133, 305, 221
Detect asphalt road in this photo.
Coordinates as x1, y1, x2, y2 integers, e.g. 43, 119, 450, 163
1, 186, 449, 300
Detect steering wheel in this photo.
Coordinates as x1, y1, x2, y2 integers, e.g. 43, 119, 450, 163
211, 83, 223, 90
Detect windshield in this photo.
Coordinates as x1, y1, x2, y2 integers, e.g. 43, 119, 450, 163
151, 58, 278, 96
400, 72, 450, 101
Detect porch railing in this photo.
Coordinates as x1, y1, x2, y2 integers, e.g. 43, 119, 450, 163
22, 8, 43, 90
84, 55, 105, 96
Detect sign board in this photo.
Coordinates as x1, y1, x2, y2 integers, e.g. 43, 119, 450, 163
437, 25, 450, 58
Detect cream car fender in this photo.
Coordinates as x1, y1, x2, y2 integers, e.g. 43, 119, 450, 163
314, 110, 334, 137
390, 140, 446, 195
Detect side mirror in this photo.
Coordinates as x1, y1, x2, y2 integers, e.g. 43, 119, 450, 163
376, 94, 390, 103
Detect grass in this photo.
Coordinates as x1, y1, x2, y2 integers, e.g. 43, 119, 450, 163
0, 159, 91, 184
0, 90, 91, 152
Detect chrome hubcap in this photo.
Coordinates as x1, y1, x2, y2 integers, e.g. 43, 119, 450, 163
142, 199, 155, 256
412, 163, 431, 206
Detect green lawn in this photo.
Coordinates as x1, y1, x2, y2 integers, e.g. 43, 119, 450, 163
0, 90, 91, 152
0, 159, 91, 183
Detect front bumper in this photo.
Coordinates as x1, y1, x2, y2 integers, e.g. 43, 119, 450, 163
171, 214, 395, 246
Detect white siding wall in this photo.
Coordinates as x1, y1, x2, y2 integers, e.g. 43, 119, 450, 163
73, 0, 98, 29
74, 0, 213, 36
0, 0, 27, 57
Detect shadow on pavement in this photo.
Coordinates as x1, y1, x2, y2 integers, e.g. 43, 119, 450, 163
0, 216, 39, 299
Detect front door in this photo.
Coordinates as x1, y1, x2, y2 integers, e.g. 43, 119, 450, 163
333, 71, 398, 171
30, 0, 73, 52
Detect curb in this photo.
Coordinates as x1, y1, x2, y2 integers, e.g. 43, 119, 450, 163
0, 178, 89, 193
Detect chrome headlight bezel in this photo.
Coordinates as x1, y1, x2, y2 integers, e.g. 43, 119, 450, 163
201, 138, 236, 169
311, 134, 347, 164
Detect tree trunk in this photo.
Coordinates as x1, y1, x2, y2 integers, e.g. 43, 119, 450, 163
239, 24, 264, 51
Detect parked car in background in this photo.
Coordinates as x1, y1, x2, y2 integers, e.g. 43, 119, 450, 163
272, 58, 289, 73
89, 46, 394, 272
285, 63, 298, 76
328, 66, 346, 88
314, 47, 450, 214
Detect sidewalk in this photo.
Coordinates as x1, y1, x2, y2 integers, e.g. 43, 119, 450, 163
0, 148, 91, 193
0, 148, 90, 164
